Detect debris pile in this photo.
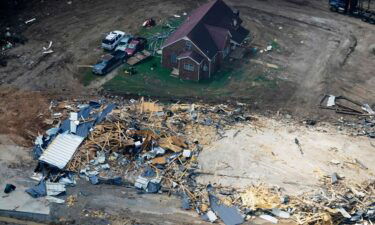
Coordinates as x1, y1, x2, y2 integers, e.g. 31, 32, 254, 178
23, 97, 375, 225
320, 95, 375, 116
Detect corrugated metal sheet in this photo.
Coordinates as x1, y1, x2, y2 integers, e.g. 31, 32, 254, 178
39, 134, 84, 169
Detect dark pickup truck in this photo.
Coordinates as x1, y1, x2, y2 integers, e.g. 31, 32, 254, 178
92, 50, 128, 75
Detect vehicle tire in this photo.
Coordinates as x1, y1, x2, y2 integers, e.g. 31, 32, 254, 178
330, 6, 337, 12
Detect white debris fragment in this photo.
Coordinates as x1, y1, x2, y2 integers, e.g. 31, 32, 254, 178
30, 173, 43, 181
271, 208, 290, 219
259, 214, 278, 224
206, 210, 218, 223
46, 182, 66, 196
183, 150, 192, 158
46, 196, 65, 204
330, 159, 341, 165
327, 95, 336, 107
362, 104, 375, 115
25, 18, 36, 24
174, 14, 181, 18
338, 207, 351, 218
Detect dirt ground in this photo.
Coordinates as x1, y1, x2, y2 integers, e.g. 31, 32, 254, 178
197, 115, 375, 194
0, 0, 374, 117
0, 0, 374, 224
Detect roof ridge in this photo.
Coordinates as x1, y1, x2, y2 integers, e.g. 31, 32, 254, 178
186, 0, 219, 35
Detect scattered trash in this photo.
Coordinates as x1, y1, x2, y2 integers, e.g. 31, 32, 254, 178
46, 196, 65, 204
209, 194, 244, 225
271, 208, 290, 219
22, 98, 375, 225
320, 94, 375, 116
259, 214, 278, 224
42, 41, 53, 54
46, 182, 66, 196
4, 184, 16, 194
142, 18, 156, 27
206, 210, 218, 223
331, 172, 339, 184
66, 195, 77, 207
294, 138, 304, 155
25, 18, 36, 24
25, 180, 46, 198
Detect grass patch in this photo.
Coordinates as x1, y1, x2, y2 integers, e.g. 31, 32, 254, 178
103, 56, 244, 98
136, 17, 184, 38
77, 68, 101, 86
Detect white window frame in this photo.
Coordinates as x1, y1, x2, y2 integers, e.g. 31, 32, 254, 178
184, 63, 195, 71
185, 41, 192, 51
171, 53, 177, 63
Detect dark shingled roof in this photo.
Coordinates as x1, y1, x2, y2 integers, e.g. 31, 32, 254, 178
162, 0, 249, 59
177, 51, 205, 64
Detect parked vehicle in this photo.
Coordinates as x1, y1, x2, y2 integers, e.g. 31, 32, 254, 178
115, 35, 133, 52
101, 31, 125, 51
125, 37, 147, 56
92, 50, 128, 75
329, 0, 374, 24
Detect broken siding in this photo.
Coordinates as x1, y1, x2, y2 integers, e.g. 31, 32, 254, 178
39, 134, 84, 169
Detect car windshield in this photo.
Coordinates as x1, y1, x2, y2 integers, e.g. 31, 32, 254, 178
102, 39, 115, 45
118, 41, 127, 46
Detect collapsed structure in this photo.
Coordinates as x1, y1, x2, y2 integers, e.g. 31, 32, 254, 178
161, 0, 249, 81
24, 97, 375, 225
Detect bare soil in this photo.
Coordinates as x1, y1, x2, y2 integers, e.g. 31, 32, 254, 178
197, 115, 375, 194
0, 0, 374, 118
0, 0, 374, 224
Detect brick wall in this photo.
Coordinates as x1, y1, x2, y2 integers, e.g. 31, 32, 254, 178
179, 58, 200, 81
162, 39, 208, 69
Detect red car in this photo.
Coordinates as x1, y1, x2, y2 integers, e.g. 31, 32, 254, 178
125, 38, 147, 56
125, 40, 140, 56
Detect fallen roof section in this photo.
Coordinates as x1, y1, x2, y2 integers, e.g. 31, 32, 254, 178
39, 134, 84, 169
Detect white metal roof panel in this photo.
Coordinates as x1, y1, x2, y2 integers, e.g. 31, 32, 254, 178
39, 134, 84, 169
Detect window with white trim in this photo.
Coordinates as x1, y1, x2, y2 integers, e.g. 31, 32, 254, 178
185, 41, 192, 51
171, 53, 177, 63
184, 63, 195, 71
203, 64, 208, 71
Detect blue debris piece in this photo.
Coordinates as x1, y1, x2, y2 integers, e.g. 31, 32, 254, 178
46, 127, 59, 136
181, 193, 191, 210
146, 181, 161, 193
209, 194, 244, 225
89, 175, 99, 185
58, 119, 70, 133
142, 167, 156, 178
89, 101, 101, 108
76, 121, 95, 138
25, 180, 47, 198
95, 103, 116, 124
32, 145, 44, 160
78, 106, 92, 119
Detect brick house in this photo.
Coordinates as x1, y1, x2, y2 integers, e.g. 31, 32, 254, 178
161, 0, 249, 81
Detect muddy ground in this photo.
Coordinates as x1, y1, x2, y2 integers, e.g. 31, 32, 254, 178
0, 0, 374, 117
0, 0, 374, 224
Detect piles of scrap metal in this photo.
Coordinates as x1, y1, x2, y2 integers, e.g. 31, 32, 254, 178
320, 95, 375, 116
27, 101, 116, 200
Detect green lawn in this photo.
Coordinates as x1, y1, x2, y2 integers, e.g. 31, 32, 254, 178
102, 56, 279, 99
79, 15, 282, 100
76, 67, 101, 86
